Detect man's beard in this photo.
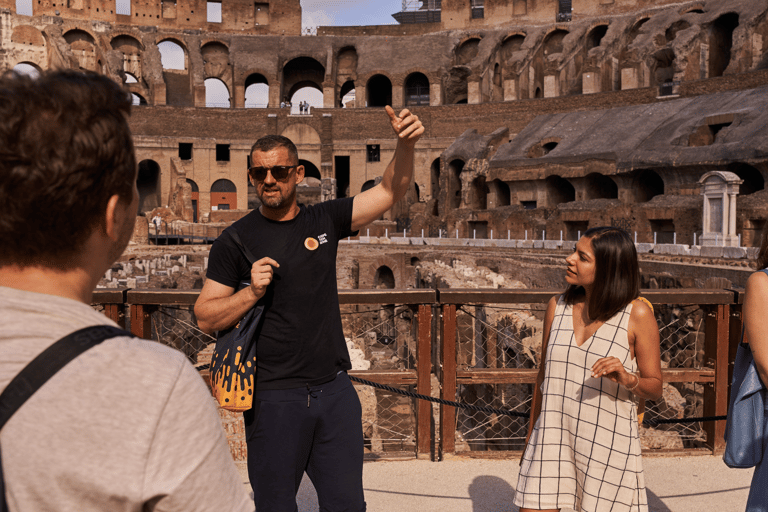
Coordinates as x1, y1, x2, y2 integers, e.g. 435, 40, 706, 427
258, 186, 295, 210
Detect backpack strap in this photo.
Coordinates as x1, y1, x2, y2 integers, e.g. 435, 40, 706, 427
227, 227, 256, 266
0, 325, 133, 511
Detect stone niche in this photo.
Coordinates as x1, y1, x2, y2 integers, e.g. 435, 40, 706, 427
699, 171, 742, 247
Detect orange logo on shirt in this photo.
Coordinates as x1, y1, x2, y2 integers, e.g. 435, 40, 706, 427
305, 237, 319, 251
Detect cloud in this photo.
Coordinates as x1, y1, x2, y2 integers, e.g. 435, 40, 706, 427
301, 0, 359, 28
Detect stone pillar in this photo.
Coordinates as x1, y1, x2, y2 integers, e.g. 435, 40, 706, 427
582, 71, 600, 94
503, 78, 517, 101
234, 84, 245, 108
544, 75, 557, 98
468, 79, 481, 104
699, 171, 743, 247
392, 82, 404, 108
430, 81, 442, 106
323, 82, 335, 108
268, 82, 281, 108
356, 83, 366, 107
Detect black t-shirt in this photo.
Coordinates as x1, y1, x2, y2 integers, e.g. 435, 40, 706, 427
206, 199, 357, 390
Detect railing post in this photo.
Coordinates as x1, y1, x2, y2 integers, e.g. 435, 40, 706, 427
130, 303, 153, 339
704, 303, 729, 455
103, 304, 125, 329
417, 304, 432, 459
440, 304, 457, 459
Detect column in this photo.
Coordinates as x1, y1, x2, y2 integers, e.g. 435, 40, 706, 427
729, 192, 737, 240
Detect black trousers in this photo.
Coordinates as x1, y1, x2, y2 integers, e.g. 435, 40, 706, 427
244, 372, 366, 512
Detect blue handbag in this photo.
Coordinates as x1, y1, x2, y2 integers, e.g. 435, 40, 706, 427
723, 269, 768, 468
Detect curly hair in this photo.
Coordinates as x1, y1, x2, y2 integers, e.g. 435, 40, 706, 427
563, 226, 641, 322
0, 70, 135, 268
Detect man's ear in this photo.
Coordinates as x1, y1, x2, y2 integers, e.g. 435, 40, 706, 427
295, 164, 305, 185
104, 194, 122, 241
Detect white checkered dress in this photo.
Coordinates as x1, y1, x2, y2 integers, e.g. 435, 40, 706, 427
515, 296, 648, 512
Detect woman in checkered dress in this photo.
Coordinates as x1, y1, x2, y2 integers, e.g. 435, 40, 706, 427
515, 227, 663, 512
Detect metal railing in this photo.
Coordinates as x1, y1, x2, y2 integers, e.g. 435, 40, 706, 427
92, 287, 739, 461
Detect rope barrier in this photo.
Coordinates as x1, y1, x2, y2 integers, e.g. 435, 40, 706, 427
195, 363, 727, 425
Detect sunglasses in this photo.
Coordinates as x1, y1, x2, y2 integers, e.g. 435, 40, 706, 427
248, 165, 297, 181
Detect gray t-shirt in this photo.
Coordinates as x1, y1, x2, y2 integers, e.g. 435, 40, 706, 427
0, 286, 254, 512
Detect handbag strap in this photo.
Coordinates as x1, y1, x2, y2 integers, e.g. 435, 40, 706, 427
0, 325, 132, 430
227, 227, 257, 266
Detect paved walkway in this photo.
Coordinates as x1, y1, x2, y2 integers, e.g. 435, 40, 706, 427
283, 455, 753, 512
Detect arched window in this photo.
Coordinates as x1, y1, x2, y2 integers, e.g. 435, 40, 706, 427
367, 75, 392, 107
131, 93, 148, 106
634, 170, 664, 202
449, 159, 464, 209
584, 173, 618, 200
710, 13, 739, 77
204, 78, 230, 108
586, 25, 609, 50
340, 80, 355, 108
211, 179, 237, 210
245, 73, 269, 108
137, 160, 161, 212
158, 40, 186, 70
543, 29, 568, 55
728, 163, 764, 196
405, 73, 430, 106
12, 62, 40, 79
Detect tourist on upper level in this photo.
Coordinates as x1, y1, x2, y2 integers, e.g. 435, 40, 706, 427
740, 221, 768, 511
515, 226, 663, 512
0, 70, 253, 512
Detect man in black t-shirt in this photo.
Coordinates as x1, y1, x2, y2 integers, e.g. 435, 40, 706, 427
195, 106, 423, 512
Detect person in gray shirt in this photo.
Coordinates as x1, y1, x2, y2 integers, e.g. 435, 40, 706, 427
0, 70, 253, 512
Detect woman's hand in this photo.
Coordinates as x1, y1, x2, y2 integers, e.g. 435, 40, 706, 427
591, 356, 636, 388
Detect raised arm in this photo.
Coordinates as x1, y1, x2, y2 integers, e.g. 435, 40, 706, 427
745, 271, 768, 385
351, 106, 424, 231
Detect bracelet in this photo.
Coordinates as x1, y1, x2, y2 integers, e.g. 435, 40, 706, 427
625, 373, 640, 392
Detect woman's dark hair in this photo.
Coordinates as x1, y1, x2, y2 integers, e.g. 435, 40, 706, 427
563, 226, 640, 321
757, 220, 768, 269
0, 69, 135, 269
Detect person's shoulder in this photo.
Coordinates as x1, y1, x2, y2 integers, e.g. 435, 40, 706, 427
630, 297, 654, 322
746, 269, 768, 294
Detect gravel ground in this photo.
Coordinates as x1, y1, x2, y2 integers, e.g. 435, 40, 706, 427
280, 455, 754, 512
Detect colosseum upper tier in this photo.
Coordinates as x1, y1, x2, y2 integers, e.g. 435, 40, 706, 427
2, 0, 767, 245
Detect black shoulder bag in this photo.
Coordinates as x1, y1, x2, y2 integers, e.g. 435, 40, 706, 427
209, 227, 265, 412
0, 325, 131, 511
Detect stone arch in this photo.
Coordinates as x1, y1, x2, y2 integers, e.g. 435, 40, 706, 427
448, 159, 464, 209
12, 62, 41, 78
527, 137, 561, 158
300, 159, 321, 181
361, 179, 376, 193
501, 32, 526, 61
187, 178, 200, 222
245, 72, 269, 108
63, 28, 99, 71
628, 16, 651, 45
366, 74, 392, 107
157, 39, 187, 70
204, 77, 230, 107
488, 179, 510, 207
546, 175, 575, 206
11, 25, 45, 46
583, 173, 618, 200
337, 46, 358, 74
340, 80, 356, 107
468, 176, 487, 210
665, 19, 691, 43
633, 170, 665, 202
651, 48, 676, 87
137, 159, 161, 213
727, 163, 764, 196
375, 265, 396, 289
281, 124, 321, 145
201, 41, 230, 79
709, 13, 739, 77
681, 4, 705, 15
455, 37, 482, 66
211, 179, 237, 210
543, 29, 569, 56
404, 72, 429, 106
282, 56, 325, 104
586, 24, 609, 51
131, 92, 148, 105
111, 34, 143, 80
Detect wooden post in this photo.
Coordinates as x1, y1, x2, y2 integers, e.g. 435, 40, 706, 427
704, 304, 729, 455
102, 304, 125, 329
130, 304, 153, 339
417, 304, 432, 458
440, 304, 457, 458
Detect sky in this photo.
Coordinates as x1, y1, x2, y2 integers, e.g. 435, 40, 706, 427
301, 0, 404, 28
